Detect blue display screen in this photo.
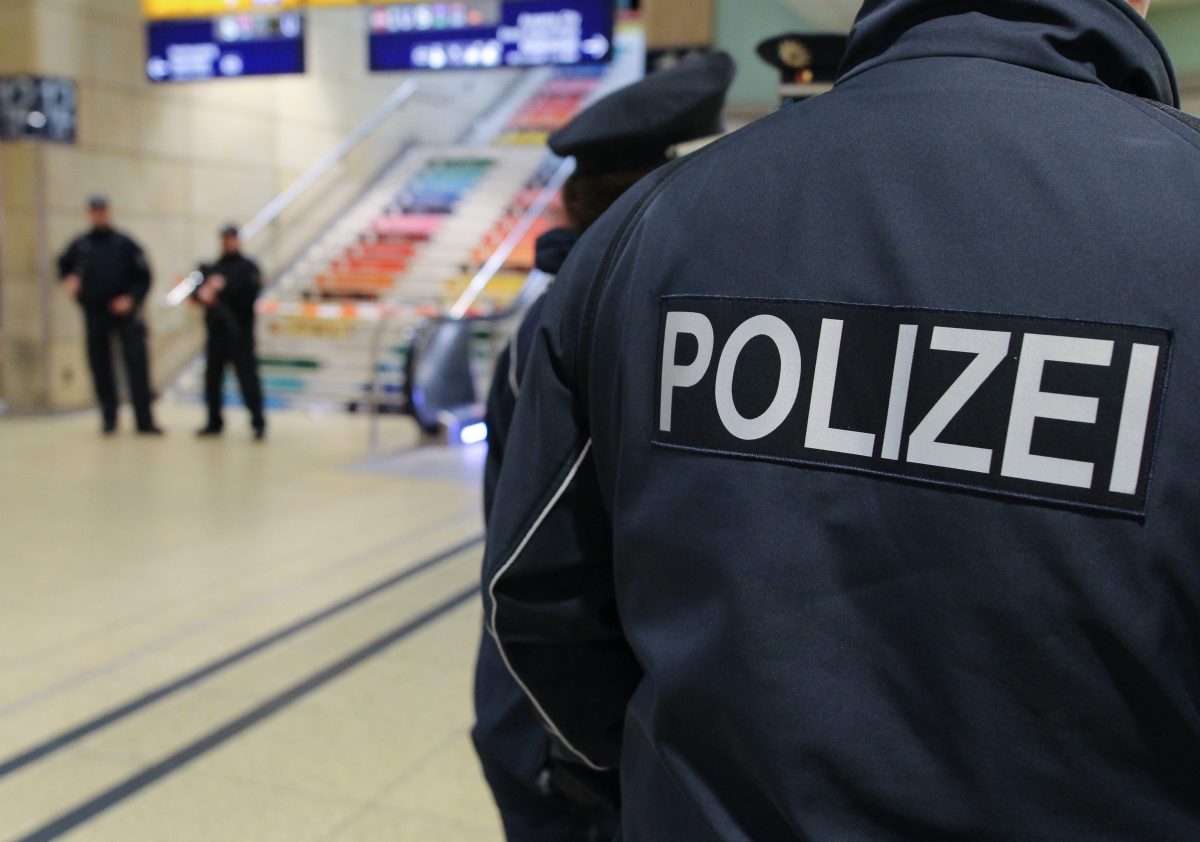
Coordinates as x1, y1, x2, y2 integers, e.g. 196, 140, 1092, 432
368, 1, 614, 72
146, 14, 305, 83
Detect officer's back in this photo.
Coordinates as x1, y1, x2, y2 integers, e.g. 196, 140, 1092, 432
486, 0, 1200, 838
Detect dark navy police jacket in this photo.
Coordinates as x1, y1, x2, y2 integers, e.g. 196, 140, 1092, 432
201, 252, 262, 332
57, 228, 152, 312
485, 1, 1200, 838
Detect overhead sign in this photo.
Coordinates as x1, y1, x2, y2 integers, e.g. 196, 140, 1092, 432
0, 77, 77, 144
146, 13, 306, 82
368, 0, 614, 72
143, 1, 303, 20
143, 0, 446, 20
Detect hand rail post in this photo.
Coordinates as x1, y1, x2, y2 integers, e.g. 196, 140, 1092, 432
447, 156, 574, 320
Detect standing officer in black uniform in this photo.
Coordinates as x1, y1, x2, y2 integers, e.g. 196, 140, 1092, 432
194, 225, 266, 440
476, 53, 736, 841
485, 0, 1200, 839
57, 196, 162, 435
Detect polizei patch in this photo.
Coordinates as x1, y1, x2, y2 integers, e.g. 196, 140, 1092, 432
654, 296, 1171, 517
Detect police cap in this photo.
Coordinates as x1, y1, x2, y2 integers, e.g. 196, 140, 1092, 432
549, 51, 736, 177
87, 195, 109, 210
220, 223, 240, 237
756, 33, 847, 86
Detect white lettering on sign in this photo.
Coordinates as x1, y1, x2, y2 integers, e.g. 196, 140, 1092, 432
654, 298, 1171, 515
907, 327, 1011, 474
714, 315, 802, 441
659, 312, 713, 434
1001, 334, 1113, 488
805, 319, 876, 457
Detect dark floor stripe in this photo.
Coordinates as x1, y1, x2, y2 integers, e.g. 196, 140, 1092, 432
14, 585, 478, 842
0, 535, 483, 781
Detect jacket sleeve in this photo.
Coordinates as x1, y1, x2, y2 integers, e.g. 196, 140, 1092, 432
483, 182, 660, 772
483, 294, 548, 520
128, 239, 152, 303
482, 342, 517, 521
245, 259, 263, 299
221, 259, 263, 314
56, 238, 80, 280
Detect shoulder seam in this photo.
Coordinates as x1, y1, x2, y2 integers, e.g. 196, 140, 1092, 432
575, 165, 688, 395
1104, 90, 1200, 153
574, 115, 788, 396
1140, 98, 1200, 138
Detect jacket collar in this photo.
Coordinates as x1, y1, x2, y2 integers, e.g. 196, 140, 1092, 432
838, 0, 1178, 107
535, 227, 580, 275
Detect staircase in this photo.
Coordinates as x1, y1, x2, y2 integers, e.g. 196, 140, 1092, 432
173, 19, 646, 420
173, 69, 599, 415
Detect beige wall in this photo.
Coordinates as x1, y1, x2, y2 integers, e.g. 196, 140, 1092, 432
1181, 88, 1200, 113
644, 0, 714, 49
0, 0, 516, 411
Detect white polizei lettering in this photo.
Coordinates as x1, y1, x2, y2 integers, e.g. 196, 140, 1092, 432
715, 315, 802, 441
907, 327, 1011, 473
1001, 334, 1113, 489
1109, 343, 1161, 495
881, 324, 919, 461
659, 312, 714, 433
805, 319, 876, 457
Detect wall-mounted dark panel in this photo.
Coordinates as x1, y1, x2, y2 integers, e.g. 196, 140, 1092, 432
0, 77, 77, 144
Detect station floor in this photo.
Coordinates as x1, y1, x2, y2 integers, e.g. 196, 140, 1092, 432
0, 404, 504, 841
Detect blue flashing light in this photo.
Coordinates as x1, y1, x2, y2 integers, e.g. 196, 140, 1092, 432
460, 422, 489, 445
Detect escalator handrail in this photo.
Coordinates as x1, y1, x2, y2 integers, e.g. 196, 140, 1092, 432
364, 154, 572, 450
447, 155, 575, 320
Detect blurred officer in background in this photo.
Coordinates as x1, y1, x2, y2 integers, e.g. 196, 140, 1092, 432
475, 53, 736, 841
756, 33, 846, 108
57, 196, 162, 436
194, 225, 266, 441
485, 0, 1200, 839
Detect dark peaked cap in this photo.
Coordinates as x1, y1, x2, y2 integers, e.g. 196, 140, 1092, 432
549, 51, 736, 176
756, 33, 847, 84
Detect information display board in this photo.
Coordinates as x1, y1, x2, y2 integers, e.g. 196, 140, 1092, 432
368, 0, 614, 71
146, 13, 306, 82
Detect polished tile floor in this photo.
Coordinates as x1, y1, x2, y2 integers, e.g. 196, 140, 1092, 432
0, 404, 503, 841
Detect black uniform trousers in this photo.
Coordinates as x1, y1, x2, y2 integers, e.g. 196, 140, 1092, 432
204, 318, 264, 430
83, 309, 154, 430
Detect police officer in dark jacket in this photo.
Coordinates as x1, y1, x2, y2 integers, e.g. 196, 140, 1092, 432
483, 229, 579, 513
485, 0, 1200, 838
57, 196, 161, 435
476, 54, 736, 841
194, 225, 266, 440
